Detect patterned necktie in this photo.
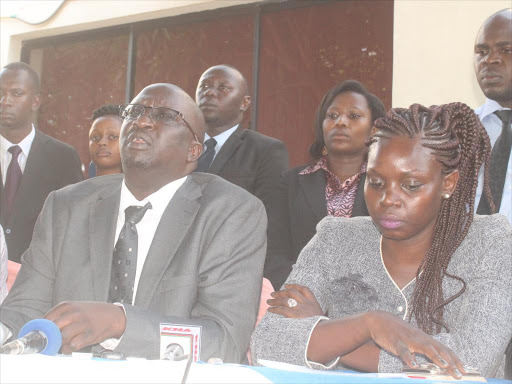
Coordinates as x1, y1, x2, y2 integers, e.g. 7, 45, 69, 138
195, 138, 217, 172
477, 110, 512, 214
108, 202, 152, 304
1, 146, 23, 222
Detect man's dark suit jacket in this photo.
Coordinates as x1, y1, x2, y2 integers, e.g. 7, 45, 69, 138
0, 130, 83, 262
0, 173, 267, 362
205, 125, 287, 206
265, 164, 368, 289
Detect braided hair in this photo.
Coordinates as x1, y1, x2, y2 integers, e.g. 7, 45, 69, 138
369, 102, 493, 334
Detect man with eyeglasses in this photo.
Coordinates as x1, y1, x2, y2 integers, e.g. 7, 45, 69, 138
0, 83, 267, 362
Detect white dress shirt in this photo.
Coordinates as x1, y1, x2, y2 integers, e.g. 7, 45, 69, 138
100, 175, 187, 350
474, 99, 512, 224
0, 225, 7, 304
0, 126, 36, 185
115, 176, 187, 301
203, 124, 238, 162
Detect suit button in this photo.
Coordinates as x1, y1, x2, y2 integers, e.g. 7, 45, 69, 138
5, 228, 11, 234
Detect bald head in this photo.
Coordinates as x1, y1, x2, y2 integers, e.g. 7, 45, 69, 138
195, 65, 251, 136
137, 83, 205, 142
120, 83, 204, 197
474, 9, 512, 107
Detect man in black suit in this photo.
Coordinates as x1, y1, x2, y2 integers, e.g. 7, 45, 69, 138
195, 65, 288, 283
0, 62, 83, 262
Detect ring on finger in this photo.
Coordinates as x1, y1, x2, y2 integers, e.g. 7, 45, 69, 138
287, 298, 298, 308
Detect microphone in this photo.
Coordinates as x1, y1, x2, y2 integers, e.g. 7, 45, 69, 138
0, 319, 62, 355
162, 343, 187, 361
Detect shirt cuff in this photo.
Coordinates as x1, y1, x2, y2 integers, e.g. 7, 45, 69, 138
0, 322, 13, 345
99, 303, 126, 351
305, 316, 340, 369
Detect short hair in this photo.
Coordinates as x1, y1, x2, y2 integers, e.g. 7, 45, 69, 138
91, 105, 122, 121
3, 62, 40, 93
309, 80, 386, 161
369, 102, 492, 334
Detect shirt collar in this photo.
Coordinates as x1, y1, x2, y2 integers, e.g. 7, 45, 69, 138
299, 156, 366, 181
204, 124, 239, 150
0, 125, 36, 158
119, 175, 188, 218
477, 98, 511, 121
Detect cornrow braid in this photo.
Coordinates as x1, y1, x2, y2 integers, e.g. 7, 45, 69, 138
370, 102, 493, 334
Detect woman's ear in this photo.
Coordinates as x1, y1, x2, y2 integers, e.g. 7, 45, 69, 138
442, 170, 459, 197
187, 141, 203, 163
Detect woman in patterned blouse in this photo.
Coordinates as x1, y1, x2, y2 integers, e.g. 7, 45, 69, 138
265, 80, 386, 289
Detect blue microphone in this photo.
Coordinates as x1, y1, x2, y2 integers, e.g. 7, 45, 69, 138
0, 319, 62, 355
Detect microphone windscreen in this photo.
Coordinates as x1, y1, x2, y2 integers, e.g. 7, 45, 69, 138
18, 319, 62, 355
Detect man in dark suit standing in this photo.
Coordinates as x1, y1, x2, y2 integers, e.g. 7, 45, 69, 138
0, 83, 266, 362
0, 62, 83, 262
195, 65, 288, 284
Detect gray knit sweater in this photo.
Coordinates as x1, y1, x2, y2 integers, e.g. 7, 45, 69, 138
251, 214, 512, 378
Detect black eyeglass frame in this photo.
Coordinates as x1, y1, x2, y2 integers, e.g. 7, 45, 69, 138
120, 103, 199, 143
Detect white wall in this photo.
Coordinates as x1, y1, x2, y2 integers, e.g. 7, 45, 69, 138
392, 0, 511, 109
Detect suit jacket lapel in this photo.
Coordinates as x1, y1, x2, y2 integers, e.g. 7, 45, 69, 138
134, 176, 202, 308
352, 173, 369, 217
299, 171, 327, 220
207, 125, 244, 174
89, 182, 121, 301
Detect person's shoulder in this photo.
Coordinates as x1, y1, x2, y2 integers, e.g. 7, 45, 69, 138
241, 129, 285, 147
35, 130, 78, 153
316, 216, 376, 242
458, 214, 512, 266
53, 174, 123, 201
469, 214, 512, 240
281, 164, 313, 181
190, 172, 263, 206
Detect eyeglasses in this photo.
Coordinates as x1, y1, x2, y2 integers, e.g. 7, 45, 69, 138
120, 104, 199, 142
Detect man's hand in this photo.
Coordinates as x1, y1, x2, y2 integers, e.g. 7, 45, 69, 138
44, 301, 126, 354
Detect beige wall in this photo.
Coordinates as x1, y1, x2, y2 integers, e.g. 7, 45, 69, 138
392, 0, 510, 109
0, 0, 260, 67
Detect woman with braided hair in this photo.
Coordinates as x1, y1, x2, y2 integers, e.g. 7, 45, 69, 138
251, 103, 512, 378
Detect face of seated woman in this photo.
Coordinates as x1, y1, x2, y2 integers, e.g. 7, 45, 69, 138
365, 136, 459, 243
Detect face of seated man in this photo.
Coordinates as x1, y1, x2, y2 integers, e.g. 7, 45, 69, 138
120, 84, 204, 199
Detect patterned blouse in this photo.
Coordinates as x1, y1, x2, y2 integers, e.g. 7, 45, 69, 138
299, 156, 366, 217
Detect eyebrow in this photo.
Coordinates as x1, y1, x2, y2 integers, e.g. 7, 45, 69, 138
367, 168, 424, 176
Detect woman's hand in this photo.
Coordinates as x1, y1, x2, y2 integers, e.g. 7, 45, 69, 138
267, 283, 324, 318
365, 311, 466, 379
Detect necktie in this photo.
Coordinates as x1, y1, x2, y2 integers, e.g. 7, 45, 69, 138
108, 202, 152, 305
195, 138, 217, 172
1, 146, 23, 222
477, 110, 512, 214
